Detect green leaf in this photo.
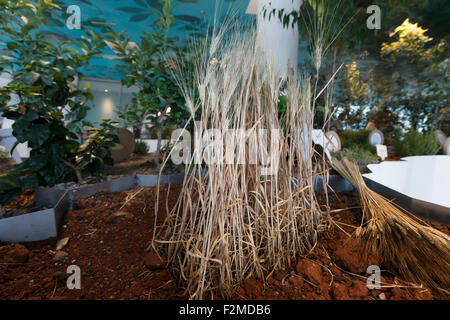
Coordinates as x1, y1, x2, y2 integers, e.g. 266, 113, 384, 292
6, 42, 19, 50
43, 0, 61, 9
22, 71, 40, 85
82, 125, 95, 131
0, 174, 21, 191
95, 148, 108, 159
49, 143, 64, 162
28, 125, 50, 147
21, 110, 39, 122
26, 154, 49, 171
21, 174, 39, 189
41, 74, 54, 86
0, 188, 22, 206
2, 110, 21, 120
41, 163, 65, 186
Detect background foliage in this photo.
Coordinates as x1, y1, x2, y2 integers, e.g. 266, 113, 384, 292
394, 131, 440, 157
275, 0, 449, 140
0, 0, 118, 205
107, 0, 190, 163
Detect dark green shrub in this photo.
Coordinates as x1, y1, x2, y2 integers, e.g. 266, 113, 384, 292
76, 120, 120, 177
0, 1, 116, 205
339, 129, 375, 152
134, 141, 150, 155
394, 131, 440, 157
383, 127, 402, 146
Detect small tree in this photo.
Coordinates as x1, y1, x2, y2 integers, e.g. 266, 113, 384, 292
115, 97, 151, 139
0, 0, 118, 205
107, 0, 189, 165
379, 19, 449, 131
334, 61, 370, 130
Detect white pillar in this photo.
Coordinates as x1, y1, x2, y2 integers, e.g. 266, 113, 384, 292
254, 0, 302, 78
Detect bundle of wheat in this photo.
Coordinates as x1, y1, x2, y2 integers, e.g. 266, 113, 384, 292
149, 24, 334, 299
332, 158, 450, 294
147, 0, 356, 297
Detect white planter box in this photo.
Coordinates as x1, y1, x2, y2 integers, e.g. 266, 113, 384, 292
0, 174, 180, 243
0, 190, 69, 243
0, 208, 58, 243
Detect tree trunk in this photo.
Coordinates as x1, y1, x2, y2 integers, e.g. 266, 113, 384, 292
133, 126, 141, 139
63, 161, 83, 184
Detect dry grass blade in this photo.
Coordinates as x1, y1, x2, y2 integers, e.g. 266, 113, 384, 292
332, 158, 450, 294
119, 186, 145, 211
151, 23, 331, 299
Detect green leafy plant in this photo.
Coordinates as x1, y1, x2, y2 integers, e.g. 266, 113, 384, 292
394, 130, 440, 157
73, 120, 120, 181
377, 19, 449, 132
272, 2, 449, 134
134, 140, 150, 155
334, 61, 370, 130
339, 129, 375, 152
107, 0, 189, 165
0, 0, 116, 205
115, 99, 151, 138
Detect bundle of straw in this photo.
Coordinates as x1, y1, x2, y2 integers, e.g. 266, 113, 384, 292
151, 1, 354, 298
152, 25, 331, 299
332, 158, 450, 293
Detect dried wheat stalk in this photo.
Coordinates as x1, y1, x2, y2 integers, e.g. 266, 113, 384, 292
151, 24, 332, 299
332, 158, 450, 293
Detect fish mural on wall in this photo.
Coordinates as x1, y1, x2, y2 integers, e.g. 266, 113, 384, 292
1, 0, 250, 79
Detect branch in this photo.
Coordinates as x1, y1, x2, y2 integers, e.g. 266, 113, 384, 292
63, 161, 83, 184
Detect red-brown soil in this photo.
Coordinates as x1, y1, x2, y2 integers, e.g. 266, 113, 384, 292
101, 153, 183, 178
385, 152, 402, 161
3, 190, 35, 212
0, 185, 185, 300
0, 187, 448, 300
234, 191, 448, 300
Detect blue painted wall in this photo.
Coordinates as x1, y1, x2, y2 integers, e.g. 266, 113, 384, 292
30, 0, 250, 80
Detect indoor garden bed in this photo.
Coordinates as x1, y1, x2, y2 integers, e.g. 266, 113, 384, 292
1, 186, 447, 300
